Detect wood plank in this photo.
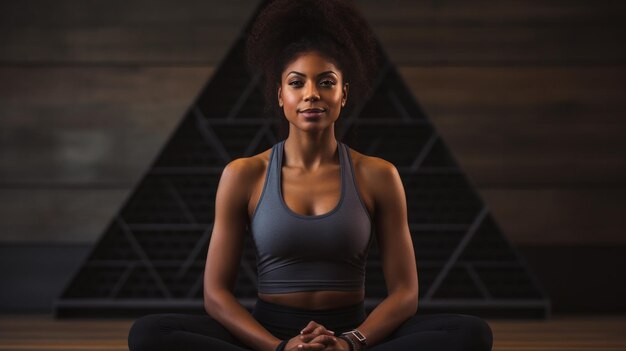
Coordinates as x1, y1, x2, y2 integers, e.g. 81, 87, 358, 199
0, 315, 625, 351
479, 188, 626, 245
489, 315, 626, 351
2, 25, 623, 64
372, 24, 626, 64
2, 1, 623, 64
358, 0, 625, 24
0, 0, 258, 25
0, 316, 130, 350
398, 66, 626, 185
1, 0, 622, 25
1, 26, 242, 64
397, 66, 626, 118
0, 66, 210, 183
0, 66, 210, 105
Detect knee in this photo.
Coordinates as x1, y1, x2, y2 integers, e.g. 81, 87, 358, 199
128, 314, 168, 351
454, 314, 493, 351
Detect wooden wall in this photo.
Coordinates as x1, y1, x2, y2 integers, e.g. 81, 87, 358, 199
1, 0, 625, 246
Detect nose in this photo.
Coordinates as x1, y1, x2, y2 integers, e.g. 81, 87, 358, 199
304, 81, 320, 102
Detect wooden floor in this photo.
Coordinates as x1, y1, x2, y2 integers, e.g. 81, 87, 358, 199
1, 315, 625, 351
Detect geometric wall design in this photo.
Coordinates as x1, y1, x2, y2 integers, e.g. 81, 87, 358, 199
55, 1, 550, 319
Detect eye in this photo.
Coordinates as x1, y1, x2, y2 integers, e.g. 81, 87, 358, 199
288, 80, 303, 88
320, 80, 336, 87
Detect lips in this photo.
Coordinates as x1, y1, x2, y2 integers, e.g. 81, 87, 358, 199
298, 108, 326, 120
299, 108, 326, 113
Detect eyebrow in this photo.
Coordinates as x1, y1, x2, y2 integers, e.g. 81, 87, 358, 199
287, 70, 338, 78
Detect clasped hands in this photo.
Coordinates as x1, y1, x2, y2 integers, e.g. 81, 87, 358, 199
283, 320, 350, 351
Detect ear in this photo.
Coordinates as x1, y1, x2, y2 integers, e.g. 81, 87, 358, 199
342, 82, 349, 107
277, 86, 283, 107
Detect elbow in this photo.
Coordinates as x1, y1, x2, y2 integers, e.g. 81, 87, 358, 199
203, 301, 213, 317
390, 286, 418, 317
203, 285, 234, 317
404, 286, 419, 316
402, 291, 418, 317
408, 295, 418, 316
203, 286, 220, 316
203, 292, 214, 316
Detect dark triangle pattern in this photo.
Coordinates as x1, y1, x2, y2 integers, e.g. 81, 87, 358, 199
55, 0, 549, 318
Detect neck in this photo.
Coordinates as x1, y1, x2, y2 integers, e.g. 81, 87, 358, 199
283, 133, 339, 171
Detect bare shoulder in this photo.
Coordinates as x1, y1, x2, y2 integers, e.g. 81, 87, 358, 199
218, 148, 272, 198
348, 147, 400, 185
223, 149, 270, 177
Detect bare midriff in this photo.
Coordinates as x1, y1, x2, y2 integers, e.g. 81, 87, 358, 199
258, 289, 365, 310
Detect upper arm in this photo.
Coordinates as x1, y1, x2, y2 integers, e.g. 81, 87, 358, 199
368, 159, 418, 296
204, 158, 253, 297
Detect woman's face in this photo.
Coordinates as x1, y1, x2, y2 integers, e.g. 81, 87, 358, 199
278, 51, 348, 133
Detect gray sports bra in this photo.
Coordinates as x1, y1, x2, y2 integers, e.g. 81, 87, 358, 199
249, 139, 373, 294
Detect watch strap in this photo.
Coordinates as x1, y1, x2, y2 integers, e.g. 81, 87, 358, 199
341, 329, 367, 350
275, 339, 288, 351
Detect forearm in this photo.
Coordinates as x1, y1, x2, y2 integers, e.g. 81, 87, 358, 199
355, 289, 417, 347
205, 289, 281, 351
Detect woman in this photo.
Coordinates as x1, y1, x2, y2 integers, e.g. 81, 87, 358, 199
128, 1, 493, 350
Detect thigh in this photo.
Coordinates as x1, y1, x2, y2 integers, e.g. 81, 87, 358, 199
128, 313, 251, 351
370, 313, 493, 351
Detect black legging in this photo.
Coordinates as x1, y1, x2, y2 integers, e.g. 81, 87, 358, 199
128, 298, 493, 351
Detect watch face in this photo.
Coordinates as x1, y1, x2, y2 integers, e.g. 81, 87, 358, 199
352, 330, 366, 342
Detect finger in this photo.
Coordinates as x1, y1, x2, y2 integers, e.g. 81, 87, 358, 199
300, 321, 320, 335
301, 321, 331, 336
310, 334, 337, 347
300, 331, 335, 342
313, 326, 326, 336
300, 333, 319, 343
300, 333, 314, 343
300, 328, 334, 342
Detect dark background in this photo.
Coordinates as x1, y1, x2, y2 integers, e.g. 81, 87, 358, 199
1, 0, 625, 315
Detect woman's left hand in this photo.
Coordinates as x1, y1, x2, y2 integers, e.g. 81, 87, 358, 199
299, 320, 334, 343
